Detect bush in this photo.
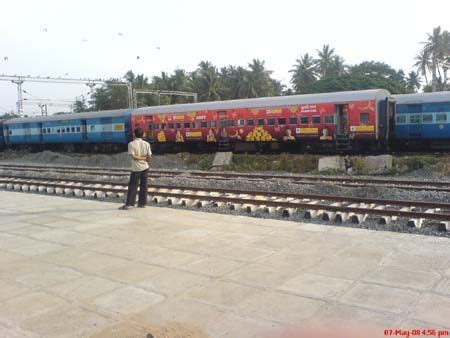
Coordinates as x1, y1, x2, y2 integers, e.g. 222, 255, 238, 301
224, 154, 319, 173
393, 156, 439, 172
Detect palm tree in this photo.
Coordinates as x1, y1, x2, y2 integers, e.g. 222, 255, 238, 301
329, 56, 346, 77
289, 53, 316, 93
413, 50, 431, 86
423, 26, 444, 91
406, 71, 421, 93
191, 61, 221, 101
441, 31, 450, 88
315, 44, 336, 78
247, 59, 275, 98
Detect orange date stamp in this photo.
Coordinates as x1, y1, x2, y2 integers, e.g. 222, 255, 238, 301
384, 329, 449, 337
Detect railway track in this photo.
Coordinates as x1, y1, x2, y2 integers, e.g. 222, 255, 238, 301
1, 174, 449, 231
0, 163, 449, 192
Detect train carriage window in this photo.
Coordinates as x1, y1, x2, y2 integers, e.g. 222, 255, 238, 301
268, 118, 275, 126
66, 127, 70, 132
360, 113, 370, 125
312, 116, 321, 124
257, 118, 265, 126
422, 114, 433, 123
238, 119, 245, 126
210, 121, 216, 128
42, 128, 46, 134
161, 123, 166, 130
90, 125, 95, 131
278, 118, 286, 125
76, 127, 80, 132
247, 119, 254, 126
220, 120, 226, 128
153, 124, 160, 130
227, 120, 235, 127
289, 117, 298, 125
47, 128, 51, 133
168, 123, 174, 129
201, 121, 207, 128
410, 114, 421, 124
192, 122, 197, 128
176, 122, 182, 129
184, 122, 190, 128
62, 128, 65, 133
71, 127, 75, 132
396, 115, 406, 124
325, 115, 334, 124
436, 113, 447, 122
300, 116, 309, 124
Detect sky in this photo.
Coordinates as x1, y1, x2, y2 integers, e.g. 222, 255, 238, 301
0, 0, 449, 115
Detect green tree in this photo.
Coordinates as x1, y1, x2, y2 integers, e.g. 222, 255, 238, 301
191, 61, 222, 101
421, 26, 450, 91
0, 112, 19, 119
304, 61, 408, 94
244, 59, 278, 98
405, 71, 421, 93
91, 80, 129, 110
73, 96, 88, 113
315, 44, 336, 78
414, 50, 431, 86
289, 53, 316, 93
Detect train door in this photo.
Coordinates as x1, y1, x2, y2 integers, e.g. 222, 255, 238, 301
334, 104, 349, 135
407, 104, 422, 139
147, 123, 154, 142
388, 100, 396, 140
4, 126, 9, 144
142, 116, 154, 142
38, 122, 44, 144
217, 111, 228, 138
81, 119, 88, 142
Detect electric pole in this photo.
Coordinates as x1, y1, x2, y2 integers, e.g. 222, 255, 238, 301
11, 78, 24, 114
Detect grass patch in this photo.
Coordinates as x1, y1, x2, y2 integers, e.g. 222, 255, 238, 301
176, 153, 214, 170
223, 153, 319, 173
392, 155, 440, 174
198, 154, 214, 170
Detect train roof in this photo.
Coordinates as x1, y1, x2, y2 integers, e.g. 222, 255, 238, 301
4, 89, 391, 124
135, 89, 391, 115
393, 91, 450, 104
4, 109, 132, 125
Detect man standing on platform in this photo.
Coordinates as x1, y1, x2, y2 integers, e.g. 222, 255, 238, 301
119, 127, 152, 210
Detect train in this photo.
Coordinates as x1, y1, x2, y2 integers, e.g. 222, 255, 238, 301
1, 89, 449, 153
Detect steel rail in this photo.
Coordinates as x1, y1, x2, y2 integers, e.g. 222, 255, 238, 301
1, 174, 450, 209
2, 176, 450, 221
0, 164, 449, 192
1, 163, 449, 187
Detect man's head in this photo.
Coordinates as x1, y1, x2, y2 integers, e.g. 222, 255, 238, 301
134, 127, 144, 138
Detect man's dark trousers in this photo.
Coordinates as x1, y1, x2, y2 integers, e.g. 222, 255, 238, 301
125, 169, 148, 207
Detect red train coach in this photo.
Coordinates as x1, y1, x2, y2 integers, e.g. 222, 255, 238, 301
131, 89, 394, 152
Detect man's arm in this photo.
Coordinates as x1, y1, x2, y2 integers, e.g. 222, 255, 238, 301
132, 155, 148, 161
146, 143, 152, 162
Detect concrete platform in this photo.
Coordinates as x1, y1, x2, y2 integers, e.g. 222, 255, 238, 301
0, 191, 449, 338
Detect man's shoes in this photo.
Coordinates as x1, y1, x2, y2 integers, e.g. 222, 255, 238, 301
118, 205, 131, 210
137, 205, 146, 208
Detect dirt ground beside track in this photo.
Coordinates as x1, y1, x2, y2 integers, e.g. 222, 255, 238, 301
0, 150, 449, 178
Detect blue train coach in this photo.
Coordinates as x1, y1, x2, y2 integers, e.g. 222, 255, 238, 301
3, 109, 133, 151
0, 119, 7, 150
393, 91, 450, 149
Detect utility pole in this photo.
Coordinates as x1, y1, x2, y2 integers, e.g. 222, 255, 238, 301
38, 103, 48, 116
11, 77, 24, 114
0, 75, 134, 115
